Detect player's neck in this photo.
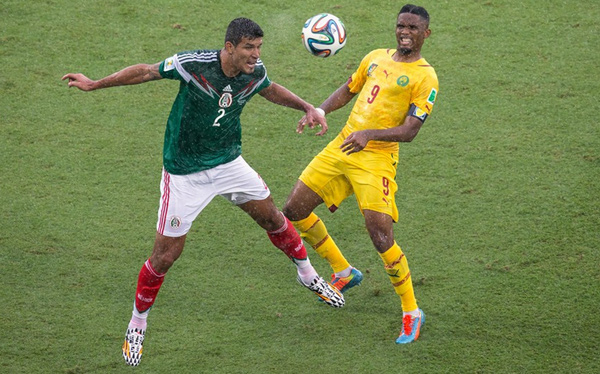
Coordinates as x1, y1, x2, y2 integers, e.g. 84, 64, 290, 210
392, 49, 422, 63
220, 49, 240, 77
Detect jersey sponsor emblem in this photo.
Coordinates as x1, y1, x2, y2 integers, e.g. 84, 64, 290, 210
427, 88, 437, 104
397, 75, 409, 87
223, 84, 233, 92
219, 93, 233, 108
367, 63, 378, 77
164, 57, 175, 72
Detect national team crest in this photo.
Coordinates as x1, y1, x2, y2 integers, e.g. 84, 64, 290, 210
367, 63, 378, 77
219, 93, 233, 108
169, 216, 182, 229
397, 75, 409, 87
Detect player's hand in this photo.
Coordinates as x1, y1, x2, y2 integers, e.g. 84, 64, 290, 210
297, 107, 328, 136
61, 73, 96, 91
340, 130, 371, 155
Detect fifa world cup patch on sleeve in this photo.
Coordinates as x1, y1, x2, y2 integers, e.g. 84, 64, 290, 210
409, 104, 428, 122
164, 56, 176, 72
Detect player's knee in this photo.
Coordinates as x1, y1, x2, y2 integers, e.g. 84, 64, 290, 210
258, 215, 283, 232
281, 204, 294, 220
151, 237, 185, 272
372, 238, 394, 254
150, 251, 178, 273
282, 204, 306, 222
366, 225, 394, 253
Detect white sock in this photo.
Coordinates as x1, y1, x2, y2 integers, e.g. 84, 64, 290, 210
295, 258, 318, 284
128, 303, 149, 331
334, 266, 352, 278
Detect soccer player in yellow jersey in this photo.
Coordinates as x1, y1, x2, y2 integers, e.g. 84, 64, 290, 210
283, 4, 438, 344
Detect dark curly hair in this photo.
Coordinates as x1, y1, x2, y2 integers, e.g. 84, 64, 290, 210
225, 18, 264, 46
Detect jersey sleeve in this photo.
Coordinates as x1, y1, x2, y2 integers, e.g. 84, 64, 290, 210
347, 51, 375, 94
410, 71, 439, 121
255, 62, 272, 92
159, 54, 184, 81
411, 74, 439, 115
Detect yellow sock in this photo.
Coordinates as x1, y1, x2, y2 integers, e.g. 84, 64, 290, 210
378, 242, 418, 312
292, 213, 350, 273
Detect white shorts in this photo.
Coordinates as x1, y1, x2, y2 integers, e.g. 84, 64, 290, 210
156, 156, 271, 237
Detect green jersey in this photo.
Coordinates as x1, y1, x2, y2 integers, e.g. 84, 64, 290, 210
159, 49, 271, 175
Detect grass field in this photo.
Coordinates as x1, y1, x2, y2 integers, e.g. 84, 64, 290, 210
1, 0, 599, 373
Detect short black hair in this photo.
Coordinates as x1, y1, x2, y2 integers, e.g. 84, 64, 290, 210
225, 18, 264, 46
398, 4, 430, 25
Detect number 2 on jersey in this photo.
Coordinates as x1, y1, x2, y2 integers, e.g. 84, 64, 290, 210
213, 109, 226, 127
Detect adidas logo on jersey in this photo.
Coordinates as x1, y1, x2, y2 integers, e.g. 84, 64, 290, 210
223, 85, 233, 93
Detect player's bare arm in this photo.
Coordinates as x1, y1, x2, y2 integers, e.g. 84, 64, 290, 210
296, 81, 355, 135
319, 81, 357, 114
62, 62, 163, 91
340, 115, 424, 155
260, 82, 328, 136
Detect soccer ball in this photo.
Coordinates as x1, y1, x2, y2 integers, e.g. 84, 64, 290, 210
301, 13, 347, 57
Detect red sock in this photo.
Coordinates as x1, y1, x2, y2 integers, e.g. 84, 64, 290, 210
267, 215, 308, 261
134, 259, 166, 313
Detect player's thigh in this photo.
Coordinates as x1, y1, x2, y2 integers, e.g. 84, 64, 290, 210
348, 155, 399, 222
283, 180, 324, 221
214, 156, 281, 230
156, 169, 217, 237
299, 150, 353, 212
215, 156, 271, 205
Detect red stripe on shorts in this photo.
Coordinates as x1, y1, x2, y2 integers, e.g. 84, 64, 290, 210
158, 170, 171, 234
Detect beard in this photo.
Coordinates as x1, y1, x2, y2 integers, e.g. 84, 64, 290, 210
399, 47, 412, 55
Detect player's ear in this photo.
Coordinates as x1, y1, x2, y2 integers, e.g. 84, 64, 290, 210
424, 28, 431, 39
225, 41, 235, 54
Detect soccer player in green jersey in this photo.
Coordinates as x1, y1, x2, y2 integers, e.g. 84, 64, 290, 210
63, 18, 343, 367
283, 5, 439, 344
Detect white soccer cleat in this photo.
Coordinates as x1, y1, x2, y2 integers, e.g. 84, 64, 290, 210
122, 327, 145, 366
298, 276, 345, 308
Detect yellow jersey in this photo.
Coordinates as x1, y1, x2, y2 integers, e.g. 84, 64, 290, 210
339, 48, 439, 154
